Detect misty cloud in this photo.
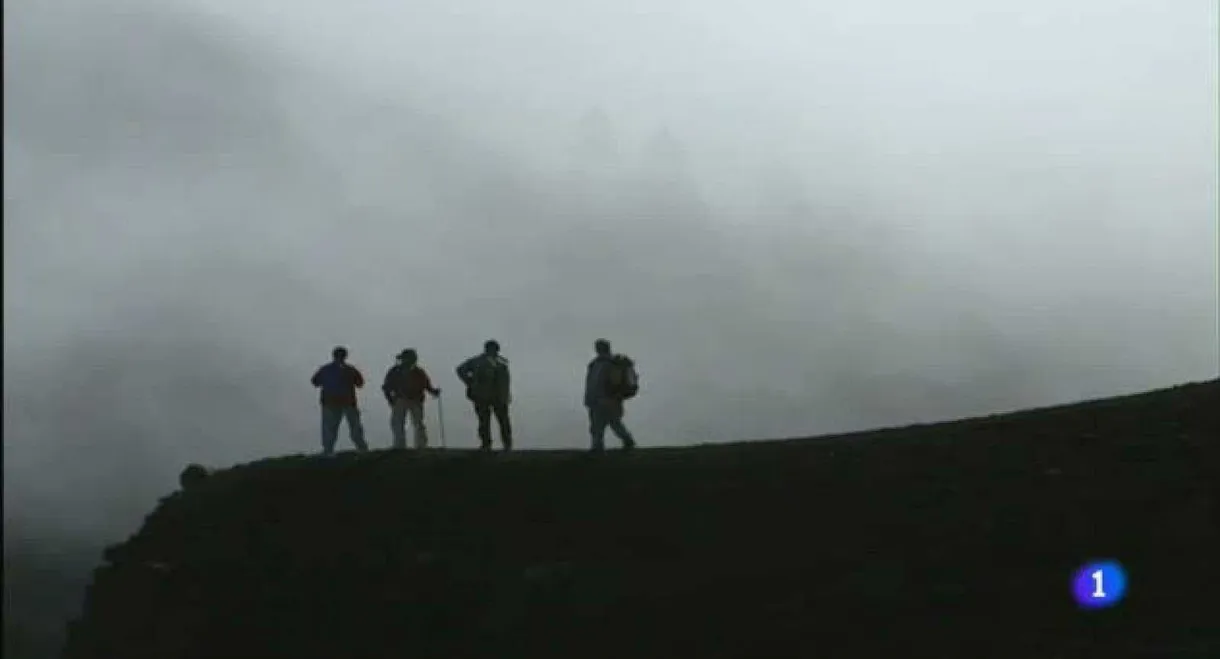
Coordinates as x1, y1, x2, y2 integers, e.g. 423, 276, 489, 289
4, 0, 1216, 538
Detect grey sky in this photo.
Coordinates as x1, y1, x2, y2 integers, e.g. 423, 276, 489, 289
4, 0, 1217, 537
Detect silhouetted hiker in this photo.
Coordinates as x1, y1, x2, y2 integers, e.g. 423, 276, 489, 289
456, 340, 513, 451
585, 339, 638, 452
310, 346, 368, 456
382, 348, 442, 449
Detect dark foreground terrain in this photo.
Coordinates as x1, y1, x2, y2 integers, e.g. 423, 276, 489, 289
63, 380, 1218, 658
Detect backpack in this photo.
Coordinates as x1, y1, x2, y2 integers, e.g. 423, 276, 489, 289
464, 356, 510, 403
605, 355, 639, 400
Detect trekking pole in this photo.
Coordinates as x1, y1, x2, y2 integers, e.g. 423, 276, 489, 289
437, 394, 447, 449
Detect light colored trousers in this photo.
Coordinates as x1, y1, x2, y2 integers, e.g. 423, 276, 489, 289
390, 398, 430, 449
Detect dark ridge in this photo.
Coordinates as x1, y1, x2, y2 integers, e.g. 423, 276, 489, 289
63, 380, 1219, 658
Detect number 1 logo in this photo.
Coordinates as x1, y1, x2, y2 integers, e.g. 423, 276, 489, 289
1073, 560, 1127, 609
1091, 569, 1106, 598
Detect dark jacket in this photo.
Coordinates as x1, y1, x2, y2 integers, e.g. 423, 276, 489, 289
311, 362, 365, 408
456, 354, 511, 405
585, 355, 615, 407
382, 364, 438, 403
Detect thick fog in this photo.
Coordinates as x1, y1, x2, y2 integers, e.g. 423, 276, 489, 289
4, 0, 1217, 538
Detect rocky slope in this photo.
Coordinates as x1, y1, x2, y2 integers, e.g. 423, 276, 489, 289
63, 379, 1219, 658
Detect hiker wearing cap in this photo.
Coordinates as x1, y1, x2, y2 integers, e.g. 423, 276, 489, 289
584, 338, 639, 452
455, 339, 513, 451
382, 348, 442, 449
310, 346, 368, 455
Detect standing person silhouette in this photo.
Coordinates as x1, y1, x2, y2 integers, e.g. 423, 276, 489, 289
455, 340, 513, 451
382, 348, 441, 449
310, 346, 368, 456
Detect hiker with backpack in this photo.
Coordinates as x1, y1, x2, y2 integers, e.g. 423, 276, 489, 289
584, 338, 638, 452
310, 346, 369, 456
382, 348, 442, 450
455, 340, 513, 451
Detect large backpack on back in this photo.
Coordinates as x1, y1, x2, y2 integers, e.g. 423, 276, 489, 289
605, 355, 640, 400
465, 356, 509, 403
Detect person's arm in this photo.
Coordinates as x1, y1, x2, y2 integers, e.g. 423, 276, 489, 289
351, 366, 365, 389
501, 362, 512, 404
455, 357, 475, 385
382, 368, 396, 404
310, 366, 324, 387
421, 370, 441, 396
583, 362, 595, 406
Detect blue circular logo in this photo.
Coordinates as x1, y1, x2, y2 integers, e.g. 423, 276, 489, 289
1072, 560, 1127, 609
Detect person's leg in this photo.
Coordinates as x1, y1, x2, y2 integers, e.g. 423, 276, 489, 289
588, 407, 608, 452
603, 401, 635, 450
321, 406, 341, 455
390, 399, 408, 449
408, 400, 429, 449
474, 403, 493, 450
607, 418, 636, 450
344, 406, 368, 452
493, 403, 512, 450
